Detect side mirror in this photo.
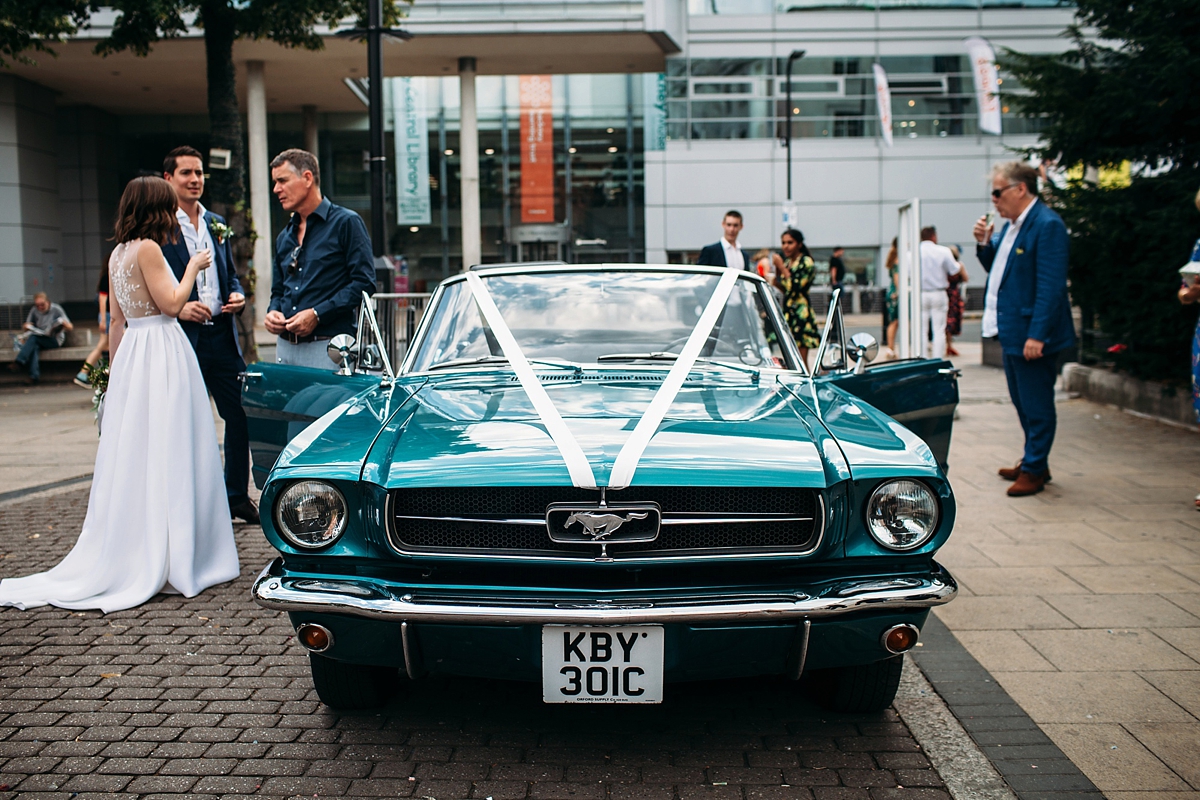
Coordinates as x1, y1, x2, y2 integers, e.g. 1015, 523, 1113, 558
848, 332, 879, 374
327, 334, 357, 376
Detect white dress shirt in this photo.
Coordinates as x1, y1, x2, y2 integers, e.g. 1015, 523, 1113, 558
176, 203, 220, 315
919, 240, 960, 292
981, 198, 1037, 338
720, 238, 745, 271
176, 203, 215, 257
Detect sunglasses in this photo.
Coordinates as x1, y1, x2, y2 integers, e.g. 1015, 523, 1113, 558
286, 245, 302, 276
991, 183, 1022, 199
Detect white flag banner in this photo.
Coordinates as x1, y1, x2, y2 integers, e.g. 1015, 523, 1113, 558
391, 76, 432, 225
872, 63, 893, 148
964, 36, 1002, 135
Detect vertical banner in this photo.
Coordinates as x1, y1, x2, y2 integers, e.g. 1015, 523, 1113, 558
872, 63, 893, 148
391, 76, 432, 225
643, 73, 667, 151
964, 37, 1002, 135
519, 75, 554, 223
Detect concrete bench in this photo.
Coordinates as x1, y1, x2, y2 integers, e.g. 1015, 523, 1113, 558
1, 329, 98, 363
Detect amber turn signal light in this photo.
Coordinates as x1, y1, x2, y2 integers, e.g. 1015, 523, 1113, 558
881, 624, 919, 654
296, 623, 334, 653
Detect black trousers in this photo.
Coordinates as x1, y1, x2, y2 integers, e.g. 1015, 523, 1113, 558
195, 321, 250, 507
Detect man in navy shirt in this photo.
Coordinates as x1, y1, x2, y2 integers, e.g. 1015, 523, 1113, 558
265, 148, 375, 368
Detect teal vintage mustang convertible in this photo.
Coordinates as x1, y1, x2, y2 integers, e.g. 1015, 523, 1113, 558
243, 264, 959, 711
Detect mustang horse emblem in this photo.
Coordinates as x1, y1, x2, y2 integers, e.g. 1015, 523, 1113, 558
564, 511, 649, 540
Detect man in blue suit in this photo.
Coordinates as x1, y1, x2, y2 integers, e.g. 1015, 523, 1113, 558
162, 146, 258, 524
697, 210, 754, 271
974, 161, 1076, 497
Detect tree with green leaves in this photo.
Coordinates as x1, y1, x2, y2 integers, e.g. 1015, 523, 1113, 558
1004, 0, 1200, 383
2, 0, 403, 361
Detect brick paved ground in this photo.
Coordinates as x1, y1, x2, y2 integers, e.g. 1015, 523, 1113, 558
0, 487, 951, 800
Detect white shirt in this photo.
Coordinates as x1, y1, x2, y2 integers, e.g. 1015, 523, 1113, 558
720, 238, 745, 271
176, 203, 215, 258
919, 240, 960, 292
981, 198, 1037, 338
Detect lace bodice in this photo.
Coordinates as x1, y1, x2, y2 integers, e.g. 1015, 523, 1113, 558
109, 240, 165, 319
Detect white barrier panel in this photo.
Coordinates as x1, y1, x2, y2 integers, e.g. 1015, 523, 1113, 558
896, 199, 922, 359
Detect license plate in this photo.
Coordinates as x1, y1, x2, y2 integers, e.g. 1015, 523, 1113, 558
541, 625, 664, 703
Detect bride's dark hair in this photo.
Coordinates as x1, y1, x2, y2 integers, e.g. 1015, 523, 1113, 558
113, 177, 179, 245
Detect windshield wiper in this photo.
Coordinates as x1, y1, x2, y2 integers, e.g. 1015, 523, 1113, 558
427, 355, 581, 372
595, 352, 679, 362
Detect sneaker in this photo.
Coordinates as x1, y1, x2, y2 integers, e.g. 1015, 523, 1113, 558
73, 369, 91, 388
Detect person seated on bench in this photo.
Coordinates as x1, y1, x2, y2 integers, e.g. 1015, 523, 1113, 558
9, 293, 73, 386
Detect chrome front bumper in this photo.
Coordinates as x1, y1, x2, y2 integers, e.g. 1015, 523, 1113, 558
251, 558, 957, 625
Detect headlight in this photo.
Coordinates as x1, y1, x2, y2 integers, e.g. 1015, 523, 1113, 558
866, 480, 939, 551
274, 481, 348, 550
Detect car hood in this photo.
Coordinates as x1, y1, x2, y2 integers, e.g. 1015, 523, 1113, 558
349, 371, 853, 489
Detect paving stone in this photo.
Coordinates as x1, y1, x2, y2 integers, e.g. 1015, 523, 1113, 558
0, 488, 957, 800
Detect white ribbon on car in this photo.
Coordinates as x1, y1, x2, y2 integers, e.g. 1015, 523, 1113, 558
466, 271, 599, 489
608, 267, 741, 489
465, 267, 742, 491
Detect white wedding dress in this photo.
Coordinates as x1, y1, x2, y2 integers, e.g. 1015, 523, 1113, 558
0, 240, 240, 612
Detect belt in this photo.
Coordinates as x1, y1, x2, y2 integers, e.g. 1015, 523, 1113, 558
280, 333, 333, 345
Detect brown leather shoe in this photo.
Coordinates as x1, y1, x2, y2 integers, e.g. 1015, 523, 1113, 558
1007, 470, 1048, 497
999, 462, 1051, 483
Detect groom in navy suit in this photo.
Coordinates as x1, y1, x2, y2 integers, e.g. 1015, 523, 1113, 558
697, 210, 754, 271
975, 161, 1076, 497
162, 146, 259, 524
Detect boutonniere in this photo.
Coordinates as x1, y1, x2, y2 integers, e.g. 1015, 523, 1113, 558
1015, 248, 1025, 255
209, 218, 235, 244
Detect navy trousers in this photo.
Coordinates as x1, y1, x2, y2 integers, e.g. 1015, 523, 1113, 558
16, 335, 59, 381
194, 321, 251, 508
1002, 350, 1061, 475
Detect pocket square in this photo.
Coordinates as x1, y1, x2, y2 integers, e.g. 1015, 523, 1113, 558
1016, 248, 1025, 255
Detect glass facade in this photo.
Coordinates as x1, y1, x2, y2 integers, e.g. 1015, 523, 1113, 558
113, 73, 647, 293
688, 0, 1070, 11
665, 55, 1043, 141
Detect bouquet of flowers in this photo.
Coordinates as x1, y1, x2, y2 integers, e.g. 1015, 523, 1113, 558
87, 358, 109, 431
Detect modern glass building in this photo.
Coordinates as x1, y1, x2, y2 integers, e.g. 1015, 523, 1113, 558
0, 0, 1075, 305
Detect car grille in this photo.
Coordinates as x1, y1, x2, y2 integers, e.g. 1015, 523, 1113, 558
387, 486, 822, 560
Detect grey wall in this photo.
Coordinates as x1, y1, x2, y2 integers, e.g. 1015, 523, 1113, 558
57, 106, 120, 302
0, 75, 62, 304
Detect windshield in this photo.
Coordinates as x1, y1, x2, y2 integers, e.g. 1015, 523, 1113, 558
408, 270, 795, 373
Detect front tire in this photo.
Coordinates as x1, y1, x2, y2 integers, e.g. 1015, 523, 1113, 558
808, 656, 904, 713
308, 653, 398, 710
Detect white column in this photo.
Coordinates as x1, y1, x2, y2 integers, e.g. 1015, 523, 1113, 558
459, 57, 481, 271
302, 104, 319, 155
246, 61, 273, 322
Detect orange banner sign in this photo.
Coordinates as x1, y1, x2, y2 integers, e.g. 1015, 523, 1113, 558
520, 75, 554, 223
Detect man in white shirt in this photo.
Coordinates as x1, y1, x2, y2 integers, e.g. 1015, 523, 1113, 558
918, 226, 965, 359
162, 145, 257, 524
697, 211, 753, 271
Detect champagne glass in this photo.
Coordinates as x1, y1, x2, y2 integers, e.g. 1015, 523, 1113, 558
198, 243, 217, 325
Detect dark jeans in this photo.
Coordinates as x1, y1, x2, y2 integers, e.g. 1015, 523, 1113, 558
16, 335, 59, 380
195, 321, 250, 508
1003, 350, 1061, 475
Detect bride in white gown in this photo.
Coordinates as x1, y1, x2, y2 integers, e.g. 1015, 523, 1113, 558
0, 176, 240, 612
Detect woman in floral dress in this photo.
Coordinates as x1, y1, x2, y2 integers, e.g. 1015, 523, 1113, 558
776, 228, 820, 364
1178, 232, 1200, 510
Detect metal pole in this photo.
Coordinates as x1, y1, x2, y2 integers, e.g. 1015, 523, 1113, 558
501, 79, 511, 261
626, 73, 636, 262
367, 0, 386, 257
785, 49, 805, 202
438, 81, 449, 277
564, 77, 572, 263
